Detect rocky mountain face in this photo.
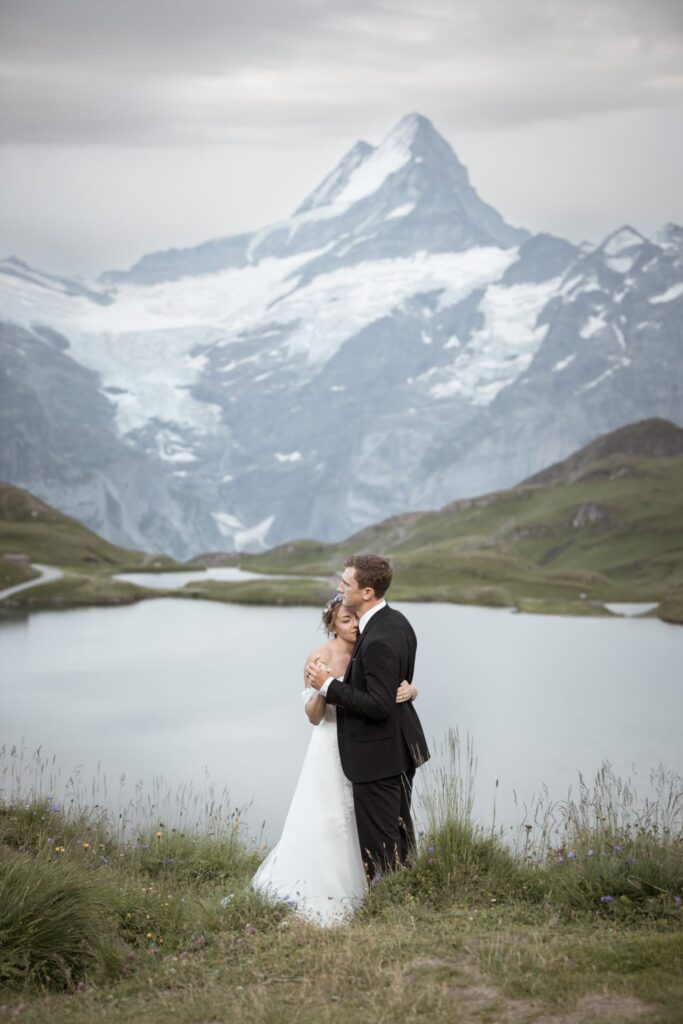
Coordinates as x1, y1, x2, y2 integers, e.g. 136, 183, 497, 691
1, 114, 682, 559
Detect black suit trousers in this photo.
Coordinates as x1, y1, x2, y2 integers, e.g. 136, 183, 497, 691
353, 768, 415, 877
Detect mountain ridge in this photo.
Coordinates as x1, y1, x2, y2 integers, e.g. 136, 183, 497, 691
101, 113, 529, 287
1, 113, 682, 559
522, 418, 683, 486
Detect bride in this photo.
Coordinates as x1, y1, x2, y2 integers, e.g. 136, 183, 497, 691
251, 594, 417, 926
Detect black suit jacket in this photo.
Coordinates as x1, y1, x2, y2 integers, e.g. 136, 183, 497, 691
325, 604, 430, 784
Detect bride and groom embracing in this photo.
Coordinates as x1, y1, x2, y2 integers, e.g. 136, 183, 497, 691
252, 553, 430, 926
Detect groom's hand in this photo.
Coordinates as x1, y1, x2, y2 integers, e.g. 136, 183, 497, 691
305, 658, 330, 691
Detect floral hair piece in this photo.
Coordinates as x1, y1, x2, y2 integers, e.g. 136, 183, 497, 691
321, 593, 343, 632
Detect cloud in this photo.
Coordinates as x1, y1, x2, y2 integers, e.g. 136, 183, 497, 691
1, 0, 682, 145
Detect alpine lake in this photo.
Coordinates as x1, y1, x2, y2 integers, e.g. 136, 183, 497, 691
1, 591, 681, 847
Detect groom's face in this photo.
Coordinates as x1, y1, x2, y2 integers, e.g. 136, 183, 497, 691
338, 567, 367, 611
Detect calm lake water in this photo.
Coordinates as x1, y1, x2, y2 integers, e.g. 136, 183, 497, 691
113, 567, 314, 589
1, 600, 681, 845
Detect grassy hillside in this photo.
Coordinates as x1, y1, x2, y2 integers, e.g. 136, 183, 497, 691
241, 419, 683, 621
2, 419, 682, 621
0, 482, 179, 605
1, 746, 682, 1023
0, 483, 177, 572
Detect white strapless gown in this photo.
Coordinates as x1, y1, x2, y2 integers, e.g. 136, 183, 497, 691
251, 689, 367, 926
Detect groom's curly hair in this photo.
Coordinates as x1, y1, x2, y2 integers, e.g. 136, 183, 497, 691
345, 554, 393, 598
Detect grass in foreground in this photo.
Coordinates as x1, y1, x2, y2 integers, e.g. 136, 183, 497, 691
1, 738, 682, 1023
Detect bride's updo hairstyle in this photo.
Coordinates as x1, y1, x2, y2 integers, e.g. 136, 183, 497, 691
321, 593, 344, 636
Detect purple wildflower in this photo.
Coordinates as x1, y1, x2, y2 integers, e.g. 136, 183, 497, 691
587, 849, 594, 857
600, 895, 614, 904
426, 845, 435, 855
567, 851, 575, 860
674, 896, 681, 906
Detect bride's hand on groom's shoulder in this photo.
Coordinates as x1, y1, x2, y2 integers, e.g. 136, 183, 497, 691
396, 680, 417, 703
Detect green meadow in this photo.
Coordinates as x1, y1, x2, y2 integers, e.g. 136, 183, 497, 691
1, 738, 681, 1023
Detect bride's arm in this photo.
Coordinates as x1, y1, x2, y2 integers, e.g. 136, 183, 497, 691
396, 679, 418, 703
303, 657, 327, 725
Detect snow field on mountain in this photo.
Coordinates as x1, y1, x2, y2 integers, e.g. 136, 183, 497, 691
277, 246, 518, 366
650, 281, 683, 304
212, 510, 275, 549
306, 112, 418, 213
50, 250, 328, 437
428, 276, 561, 405
1, 242, 524, 443
0, 269, 87, 330
330, 128, 412, 207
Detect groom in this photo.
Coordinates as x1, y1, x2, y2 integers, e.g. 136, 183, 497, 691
307, 554, 429, 877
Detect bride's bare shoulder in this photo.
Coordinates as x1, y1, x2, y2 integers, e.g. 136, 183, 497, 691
305, 640, 333, 665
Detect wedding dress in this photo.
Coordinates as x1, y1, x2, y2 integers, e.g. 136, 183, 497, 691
251, 689, 367, 926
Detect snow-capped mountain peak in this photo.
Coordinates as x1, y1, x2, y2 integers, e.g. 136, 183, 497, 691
1, 115, 681, 559
295, 140, 374, 214
650, 223, 683, 251
99, 114, 529, 288
601, 226, 646, 256
296, 113, 456, 216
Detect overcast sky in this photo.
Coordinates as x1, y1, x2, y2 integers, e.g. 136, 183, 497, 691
1, 0, 682, 277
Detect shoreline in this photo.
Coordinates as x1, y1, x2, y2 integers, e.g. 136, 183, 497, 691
1, 563, 680, 625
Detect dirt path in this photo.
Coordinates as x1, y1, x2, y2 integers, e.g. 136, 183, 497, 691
0, 563, 63, 601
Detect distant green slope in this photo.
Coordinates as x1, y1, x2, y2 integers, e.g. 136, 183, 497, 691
2, 419, 682, 621
0, 482, 173, 571
240, 419, 683, 621
0, 483, 328, 611
0, 482, 178, 600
